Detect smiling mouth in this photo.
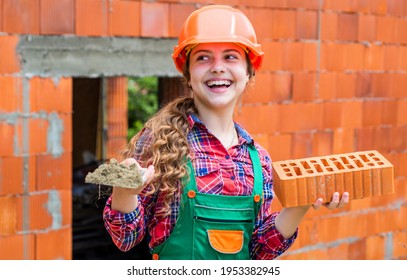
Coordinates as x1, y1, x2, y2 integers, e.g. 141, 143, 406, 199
205, 79, 232, 88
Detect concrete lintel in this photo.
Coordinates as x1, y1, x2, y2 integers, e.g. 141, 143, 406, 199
17, 36, 181, 78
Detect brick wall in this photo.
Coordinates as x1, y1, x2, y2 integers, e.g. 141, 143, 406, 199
0, 0, 406, 260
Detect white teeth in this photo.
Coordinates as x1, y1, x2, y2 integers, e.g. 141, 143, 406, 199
206, 80, 231, 87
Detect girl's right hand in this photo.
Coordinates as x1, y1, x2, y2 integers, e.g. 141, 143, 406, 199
111, 158, 155, 213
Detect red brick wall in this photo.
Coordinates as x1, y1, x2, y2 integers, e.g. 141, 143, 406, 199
0, 0, 406, 260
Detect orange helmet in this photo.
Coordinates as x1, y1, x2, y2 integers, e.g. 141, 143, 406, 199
172, 5, 264, 73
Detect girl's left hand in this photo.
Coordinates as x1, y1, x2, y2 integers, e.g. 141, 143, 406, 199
312, 192, 350, 210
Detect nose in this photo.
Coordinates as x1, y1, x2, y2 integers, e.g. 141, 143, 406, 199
210, 57, 225, 74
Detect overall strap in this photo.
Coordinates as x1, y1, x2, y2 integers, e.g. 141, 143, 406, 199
247, 144, 263, 197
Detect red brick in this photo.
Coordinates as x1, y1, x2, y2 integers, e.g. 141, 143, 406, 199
17, 193, 53, 231
270, 72, 292, 102
312, 131, 333, 156
169, 3, 196, 37
362, 100, 383, 127
0, 76, 23, 112
234, 104, 279, 134
383, 46, 401, 71
345, 44, 364, 70
318, 72, 336, 100
366, 235, 386, 259
397, 99, 407, 126
296, 10, 318, 39
355, 72, 372, 97
282, 42, 304, 70
40, 0, 74, 35
337, 13, 358, 41
291, 132, 313, 159
387, 0, 405, 16
376, 16, 396, 43
141, 2, 169, 37
286, 0, 319, 9
396, 18, 407, 45
401, 46, 407, 70
0, 36, 20, 74
75, 0, 108, 36
303, 43, 318, 70
30, 77, 72, 113
0, 196, 17, 236
261, 41, 284, 71
370, 0, 388, 15
336, 72, 356, 98
333, 128, 355, 154
364, 44, 384, 70
269, 134, 292, 161
292, 72, 316, 101
36, 228, 72, 260
272, 150, 394, 207
243, 71, 272, 103
0, 234, 35, 259
321, 43, 345, 71
273, 10, 297, 39
391, 73, 407, 98
320, 12, 338, 41
0, 156, 36, 195
3, 0, 40, 34
0, 122, 15, 157
248, 8, 274, 39
108, 0, 140, 37
358, 14, 377, 42
371, 73, 392, 97
36, 153, 72, 190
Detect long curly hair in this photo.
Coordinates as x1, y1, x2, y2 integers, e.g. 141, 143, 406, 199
121, 96, 198, 217
121, 51, 254, 218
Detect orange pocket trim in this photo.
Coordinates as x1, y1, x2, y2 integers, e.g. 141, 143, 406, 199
207, 230, 244, 254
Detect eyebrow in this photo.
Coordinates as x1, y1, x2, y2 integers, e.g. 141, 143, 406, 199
192, 48, 242, 56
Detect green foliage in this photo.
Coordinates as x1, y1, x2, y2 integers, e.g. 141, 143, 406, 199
127, 77, 158, 140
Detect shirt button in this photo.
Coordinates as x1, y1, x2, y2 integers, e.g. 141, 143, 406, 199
225, 155, 230, 159
230, 175, 235, 180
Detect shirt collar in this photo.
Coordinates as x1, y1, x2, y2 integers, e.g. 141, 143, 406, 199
187, 113, 254, 145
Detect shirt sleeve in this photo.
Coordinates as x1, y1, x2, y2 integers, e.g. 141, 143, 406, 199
249, 146, 298, 260
103, 196, 146, 252
102, 128, 154, 252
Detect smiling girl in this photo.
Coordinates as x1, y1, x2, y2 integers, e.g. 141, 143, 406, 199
103, 5, 349, 260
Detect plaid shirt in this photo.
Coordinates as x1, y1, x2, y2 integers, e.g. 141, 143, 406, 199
103, 114, 297, 260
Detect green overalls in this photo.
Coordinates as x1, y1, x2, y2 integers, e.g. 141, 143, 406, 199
151, 145, 263, 260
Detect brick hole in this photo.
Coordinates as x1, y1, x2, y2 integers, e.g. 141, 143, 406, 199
321, 159, 330, 167
294, 167, 302, 176
286, 173, 293, 177
281, 164, 287, 167
340, 157, 349, 164
326, 167, 333, 171
333, 161, 345, 170
353, 159, 363, 167
372, 157, 380, 161
306, 170, 314, 173
377, 162, 384, 165
347, 165, 354, 169
367, 163, 374, 166
314, 164, 323, 172
283, 168, 291, 172
330, 157, 337, 161
360, 154, 370, 162
310, 160, 317, 163
368, 153, 375, 157
300, 161, 310, 169
289, 162, 297, 166
349, 155, 356, 159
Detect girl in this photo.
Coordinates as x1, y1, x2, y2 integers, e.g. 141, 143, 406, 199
103, 5, 349, 260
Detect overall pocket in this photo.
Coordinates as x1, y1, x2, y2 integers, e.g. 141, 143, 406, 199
193, 204, 254, 260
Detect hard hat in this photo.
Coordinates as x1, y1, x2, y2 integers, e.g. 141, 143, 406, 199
172, 5, 264, 73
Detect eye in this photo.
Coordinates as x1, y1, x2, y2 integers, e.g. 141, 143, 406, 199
224, 53, 239, 61
196, 55, 210, 61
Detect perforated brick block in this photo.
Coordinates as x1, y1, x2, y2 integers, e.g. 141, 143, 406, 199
271, 150, 394, 207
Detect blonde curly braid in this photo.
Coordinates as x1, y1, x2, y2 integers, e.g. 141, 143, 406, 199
122, 96, 197, 217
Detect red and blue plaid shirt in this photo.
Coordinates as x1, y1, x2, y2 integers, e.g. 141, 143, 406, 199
103, 114, 297, 260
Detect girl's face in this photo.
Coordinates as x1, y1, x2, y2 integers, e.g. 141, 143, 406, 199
188, 42, 249, 112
